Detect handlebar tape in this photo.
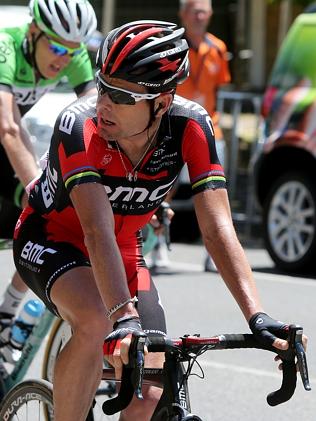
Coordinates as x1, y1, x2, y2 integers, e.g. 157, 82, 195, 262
102, 367, 134, 415
267, 360, 297, 406
222, 333, 298, 406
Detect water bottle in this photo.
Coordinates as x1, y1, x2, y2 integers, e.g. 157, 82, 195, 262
0, 316, 18, 365
10, 300, 45, 349
0, 299, 45, 364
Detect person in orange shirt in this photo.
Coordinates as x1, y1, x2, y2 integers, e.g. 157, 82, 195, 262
177, 0, 231, 153
177, 0, 231, 271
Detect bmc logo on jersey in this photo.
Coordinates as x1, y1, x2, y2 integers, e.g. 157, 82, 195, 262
105, 176, 176, 203
21, 241, 57, 265
59, 96, 97, 135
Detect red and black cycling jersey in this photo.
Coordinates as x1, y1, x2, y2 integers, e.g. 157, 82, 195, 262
26, 94, 226, 244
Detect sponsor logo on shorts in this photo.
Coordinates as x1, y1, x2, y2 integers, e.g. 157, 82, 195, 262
21, 241, 57, 265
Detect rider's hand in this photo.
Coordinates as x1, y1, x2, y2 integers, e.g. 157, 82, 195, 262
248, 312, 289, 351
103, 316, 147, 379
150, 202, 174, 235
249, 312, 309, 373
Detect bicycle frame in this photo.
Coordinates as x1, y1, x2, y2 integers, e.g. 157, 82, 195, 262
151, 353, 196, 420
0, 308, 55, 394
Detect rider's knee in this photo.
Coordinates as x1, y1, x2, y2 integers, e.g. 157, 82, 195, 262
121, 386, 162, 420
68, 309, 109, 343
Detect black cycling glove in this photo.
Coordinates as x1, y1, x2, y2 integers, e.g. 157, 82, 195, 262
103, 316, 147, 356
249, 312, 289, 347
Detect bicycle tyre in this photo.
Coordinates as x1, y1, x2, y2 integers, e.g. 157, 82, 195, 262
42, 319, 118, 420
42, 318, 69, 382
0, 379, 53, 421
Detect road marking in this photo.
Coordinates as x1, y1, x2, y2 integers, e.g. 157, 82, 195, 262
254, 271, 316, 287
170, 261, 316, 288
199, 359, 316, 384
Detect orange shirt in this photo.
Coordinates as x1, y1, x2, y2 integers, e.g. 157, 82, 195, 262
176, 32, 231, 140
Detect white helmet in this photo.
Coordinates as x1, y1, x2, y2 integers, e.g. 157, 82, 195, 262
29, 0, 97, 43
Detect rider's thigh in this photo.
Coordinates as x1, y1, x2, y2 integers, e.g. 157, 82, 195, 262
51, 266, 112, 337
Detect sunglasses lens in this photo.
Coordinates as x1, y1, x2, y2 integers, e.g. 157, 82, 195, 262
97, 81, 136, 105
48, 38, 82, 57
109, 91, 136, 105
49, 44, 68, 56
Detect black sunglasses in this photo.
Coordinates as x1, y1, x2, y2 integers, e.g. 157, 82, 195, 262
96, 71, 160, 105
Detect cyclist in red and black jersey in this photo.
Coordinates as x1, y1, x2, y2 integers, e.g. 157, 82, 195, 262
13, 21, 294, 421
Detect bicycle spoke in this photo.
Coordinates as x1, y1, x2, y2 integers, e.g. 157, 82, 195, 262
0, 380, 53, 421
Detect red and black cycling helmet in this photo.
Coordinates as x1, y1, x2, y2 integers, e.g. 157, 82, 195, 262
96, 20, 189, 93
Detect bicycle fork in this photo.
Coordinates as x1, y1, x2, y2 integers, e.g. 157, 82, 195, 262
151, 353, 202, 421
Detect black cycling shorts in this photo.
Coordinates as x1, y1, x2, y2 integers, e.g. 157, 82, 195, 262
13, 211, 167, 336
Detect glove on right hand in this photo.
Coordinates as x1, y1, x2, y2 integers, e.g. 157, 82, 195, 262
103, 316, 146, 357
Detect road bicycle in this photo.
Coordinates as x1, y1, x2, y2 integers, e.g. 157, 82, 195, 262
0, 324, 310, 420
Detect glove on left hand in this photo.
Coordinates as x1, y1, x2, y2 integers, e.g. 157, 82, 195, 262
249, 312, 289, 347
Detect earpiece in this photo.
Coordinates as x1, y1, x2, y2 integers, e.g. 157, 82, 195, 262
154, 103, 164, 116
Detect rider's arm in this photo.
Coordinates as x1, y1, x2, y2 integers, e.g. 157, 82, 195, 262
194, 188, 264, 322
0, 89, 39, 188
181, 113, 289, 351
69, 182, 138, 321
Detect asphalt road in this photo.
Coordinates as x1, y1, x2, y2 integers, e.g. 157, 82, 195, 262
0, 242, 315, 421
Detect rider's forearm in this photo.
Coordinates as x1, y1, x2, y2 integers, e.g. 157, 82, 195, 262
1, 129, 39, 188
205, 226, 264, 321
84, 227, 139, 321
0, 91, 39, 188
71, 184, 139, 322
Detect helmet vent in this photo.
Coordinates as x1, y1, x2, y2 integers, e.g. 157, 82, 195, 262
55, 3, 70, 33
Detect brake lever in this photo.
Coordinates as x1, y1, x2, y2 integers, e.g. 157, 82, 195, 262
102, 336, 147, 415
292, 327, 311, 391
267, 324, 311, 406
132, 336, 146, 399
283, 325, 311, 390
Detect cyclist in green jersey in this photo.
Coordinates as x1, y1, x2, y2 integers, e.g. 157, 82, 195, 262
0, 0, 97, 335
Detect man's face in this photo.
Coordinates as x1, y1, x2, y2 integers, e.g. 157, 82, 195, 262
180, 0, 212, 36
96, 76, 160, 141
30, 25, 82, 79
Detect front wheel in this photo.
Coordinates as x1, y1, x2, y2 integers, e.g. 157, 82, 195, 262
263, 171, 316, 272
42, 318, 118, 420
42, 318, 71, 383
0, 379, 54, 421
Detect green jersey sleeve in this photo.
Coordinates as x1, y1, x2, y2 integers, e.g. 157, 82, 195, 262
0, 32, 17, 88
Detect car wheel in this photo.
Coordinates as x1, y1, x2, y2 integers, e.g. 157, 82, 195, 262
263, 171, 316, 272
